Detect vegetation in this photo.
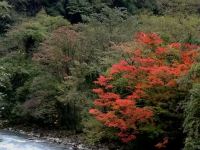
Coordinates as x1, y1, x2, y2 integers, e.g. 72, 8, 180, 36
0, 0, 199, 149
90, 33, 199, 149
0, 1, 13, 33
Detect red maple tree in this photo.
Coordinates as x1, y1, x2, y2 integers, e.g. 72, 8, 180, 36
89, 32, 199, 143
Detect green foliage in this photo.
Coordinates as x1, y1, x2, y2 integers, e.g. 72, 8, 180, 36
22, 74, 61, 125
0, 66, 11, 117
183, 63, 200, 150
32, 23, 122, 129
1, 12, 69, 56
43, 0, 129, 24
183, 83, 200, 150
0, 1, 12, 33
65, 1, 121, 23
155, 0, 200, 15
114, 0, 158, 14
31, 14, 136, 130
0, 53, 39, 116
0, 66, 11, 92
7, 0, 43, 16
83, 117, 108, 145
135, 14, 200, 43
42, 0, 65, 16
62, 0, 159, 23
0, 0, 199, 149
0, 53, 64, 126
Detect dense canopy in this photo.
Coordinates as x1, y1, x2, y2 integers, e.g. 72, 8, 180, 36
0, 0, 200, 149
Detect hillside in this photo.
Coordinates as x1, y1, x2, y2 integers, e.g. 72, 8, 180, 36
0, 0, 200, 149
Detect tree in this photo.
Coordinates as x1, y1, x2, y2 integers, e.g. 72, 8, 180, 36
155, 0, 200, 15
2, 12, 68, 57
7, 0, 43, 16
89, 32, 199, 144
0, 66, 11, 118
182, 63, 200, 149
0, 1, 12, 33
183, 84, 200, 150
113, 0, 158, 14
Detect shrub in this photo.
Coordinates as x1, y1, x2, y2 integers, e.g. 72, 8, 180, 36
0, 1, 13, 33
7, 0, 43, 16
135, 14, 200, 43
2, 11, 69, 56
182, 63, 200, 150
89, 32, 199, 146
183, 83, 200, 150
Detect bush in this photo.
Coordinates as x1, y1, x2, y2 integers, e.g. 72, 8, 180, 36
135, 14, 200, 43
155, 0, 200, 15
1, 11, 69, 57
83, 117, 118, 145
183, 63, 200, 150
7, 0, 43, 16
89, 32, 199, 148
0, 1, 13, 33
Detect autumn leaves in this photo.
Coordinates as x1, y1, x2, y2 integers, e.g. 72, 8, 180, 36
89, 33, 199, 143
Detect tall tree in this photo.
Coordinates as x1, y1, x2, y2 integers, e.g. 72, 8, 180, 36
0, 1, 12, 33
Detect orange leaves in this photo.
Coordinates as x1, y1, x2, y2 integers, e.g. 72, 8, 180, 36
136, 32, 163, 45
89, 93, 153, 142
166, 80, 177, 87
115, 99, 135, 108
181, 50, 198, 65
92, 88, 104, 94
148, 76, 165, 86
127, 89, 145, 100
94, 75, 111, 86
90, 87, 153, 143
99, 92, 120, 100
89, 32, 199, 143
134, 57, 157, 66
169, 43, 181, 49
89, 109, 101, 116
109, 60, 136, 75
156, 47, 167, 55
105, 117, 127, 130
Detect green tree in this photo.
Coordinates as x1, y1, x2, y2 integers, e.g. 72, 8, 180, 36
1, 12, 68, 57
0, 1, 12, 33
183, 63, 200, 150
113, 0, 158, 14
7, 0, 43, 16
155, 0, 200, 15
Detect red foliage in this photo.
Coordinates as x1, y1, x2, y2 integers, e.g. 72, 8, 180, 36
89, 33, 199, 143
136, 32, 163, 45
156, 47, 167, 55
169, 42, 181, 49
94, 75, 111, 86
110, 60, 136, 75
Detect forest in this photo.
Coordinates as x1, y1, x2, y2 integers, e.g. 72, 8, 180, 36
0, 0, 200, 150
